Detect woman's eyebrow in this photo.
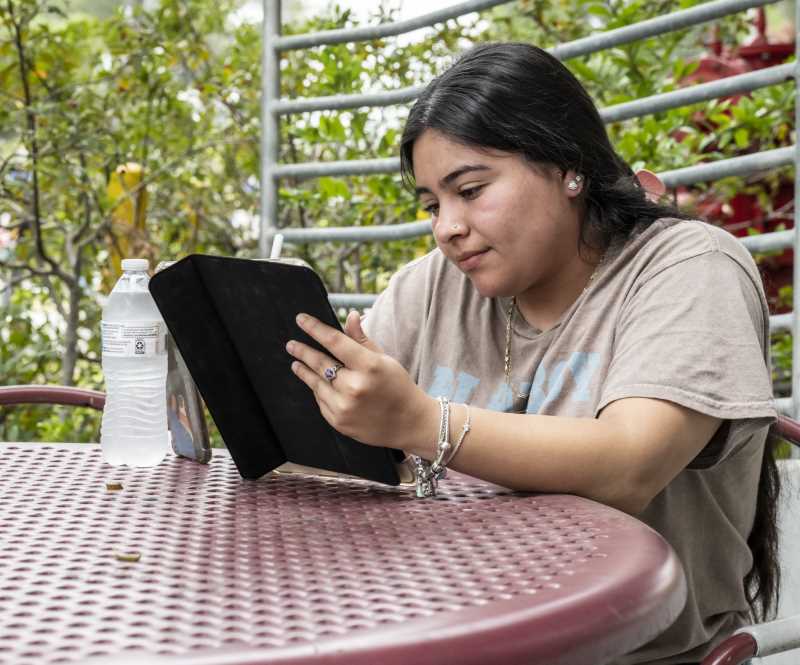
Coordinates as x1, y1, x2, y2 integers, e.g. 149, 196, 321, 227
414, 164, 491, 196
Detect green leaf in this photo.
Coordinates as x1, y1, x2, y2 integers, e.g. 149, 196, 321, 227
586, 4, 611, 17
734, 128, 750, 149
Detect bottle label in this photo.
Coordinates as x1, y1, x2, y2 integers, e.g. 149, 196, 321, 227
102, 321, 165, 357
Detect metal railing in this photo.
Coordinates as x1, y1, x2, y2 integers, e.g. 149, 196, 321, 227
261, 0, 798, 415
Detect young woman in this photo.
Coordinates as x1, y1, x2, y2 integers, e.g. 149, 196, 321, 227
285, 42, 780, 663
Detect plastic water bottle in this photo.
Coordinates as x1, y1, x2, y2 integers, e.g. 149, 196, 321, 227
100, 258, 169, 466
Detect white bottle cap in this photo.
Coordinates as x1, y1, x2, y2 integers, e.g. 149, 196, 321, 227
121, 258, 149, 272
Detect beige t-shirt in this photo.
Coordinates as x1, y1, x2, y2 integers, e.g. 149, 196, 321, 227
363, 218, 777, 664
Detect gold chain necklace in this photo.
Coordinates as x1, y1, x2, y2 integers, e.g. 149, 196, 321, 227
504, 258, 604, 402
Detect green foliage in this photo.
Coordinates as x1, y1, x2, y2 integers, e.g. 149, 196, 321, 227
0, 0, 795, 444
275, 6, 468, 292
771, 285, 793, 401
486, 0, 789, 174
1, 0, 260, 441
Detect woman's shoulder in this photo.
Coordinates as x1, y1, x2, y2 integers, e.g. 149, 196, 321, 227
621, 217, 760, 280
385, 246, 466, 291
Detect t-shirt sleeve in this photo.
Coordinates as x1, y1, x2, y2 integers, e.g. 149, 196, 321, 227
361, 259, 432, 377
362, 282, 399, 359
597, 250, 777, 467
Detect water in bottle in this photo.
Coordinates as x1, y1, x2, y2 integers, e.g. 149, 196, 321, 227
100, 258, 169, 466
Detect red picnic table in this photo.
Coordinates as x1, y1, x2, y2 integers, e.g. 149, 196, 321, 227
0, 443, 686, 665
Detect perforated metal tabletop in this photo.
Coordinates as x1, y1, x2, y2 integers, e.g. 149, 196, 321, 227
0, 443, 686, 665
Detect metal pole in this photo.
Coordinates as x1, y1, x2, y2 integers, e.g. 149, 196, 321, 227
273, 157, 401, 180
550, 0, 780, 61
601, 63, 794, 123
273, 62, 793, 118
260, 0, 281, 257
274, 0, 509, 50
280, 219, 432, 243
275, 145, 793, 183
792, 0, 800, 419
659, 146, 794, 188
740, 229, 794, 253
771, 313, 793, 334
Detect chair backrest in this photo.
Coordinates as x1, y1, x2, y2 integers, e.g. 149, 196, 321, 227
0, 385, 105, 410
750, 422, 800, 664
776, 460, 800, 619
770, 417, 800, 619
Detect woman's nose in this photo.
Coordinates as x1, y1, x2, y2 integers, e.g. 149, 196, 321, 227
434, 209, 467, 244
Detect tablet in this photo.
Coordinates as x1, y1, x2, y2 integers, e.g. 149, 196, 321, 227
149, 254, 408, 485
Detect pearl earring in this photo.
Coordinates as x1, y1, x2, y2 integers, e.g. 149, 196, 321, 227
567, 174, 583, 191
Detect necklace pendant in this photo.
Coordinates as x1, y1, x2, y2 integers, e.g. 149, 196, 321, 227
511, 392, 529, 415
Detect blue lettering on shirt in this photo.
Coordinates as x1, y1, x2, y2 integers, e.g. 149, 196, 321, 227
427, 366, 481, 403
427, 351, 600, 414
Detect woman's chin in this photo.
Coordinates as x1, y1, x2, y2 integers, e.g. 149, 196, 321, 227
468, 276, 514, 299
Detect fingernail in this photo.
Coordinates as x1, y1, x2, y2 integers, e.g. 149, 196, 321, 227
286, 341, 295, 353
296, 313, 308, 326
291, 361, 300, 373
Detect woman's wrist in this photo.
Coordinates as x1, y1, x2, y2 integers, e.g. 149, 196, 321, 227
406, 397, 473, 498
399, 392, 441, 459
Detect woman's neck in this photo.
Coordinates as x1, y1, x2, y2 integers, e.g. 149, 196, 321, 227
514, 250, 602, 332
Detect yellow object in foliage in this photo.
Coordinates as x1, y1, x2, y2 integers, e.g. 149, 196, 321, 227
106, 163, 150, 285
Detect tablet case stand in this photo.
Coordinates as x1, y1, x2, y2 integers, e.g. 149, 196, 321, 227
148, 254, 407, 486
157, 260, 212, 465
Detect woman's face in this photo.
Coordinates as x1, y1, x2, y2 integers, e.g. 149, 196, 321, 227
412, 129, 585, 300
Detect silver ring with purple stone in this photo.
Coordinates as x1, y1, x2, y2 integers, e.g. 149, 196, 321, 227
323, 362, 344, 382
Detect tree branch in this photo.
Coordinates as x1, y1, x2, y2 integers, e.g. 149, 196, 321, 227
0, 259, 56, 278
41, 274, 67, 320
0, 269, 31, 292
287, 134, 309, 229
7, 0, 74, 287
140, 83, 157, 167
72, 151, 99, 248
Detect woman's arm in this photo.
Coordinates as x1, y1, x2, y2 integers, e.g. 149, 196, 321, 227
423, 397, 721, 515
287, 311, 721, 515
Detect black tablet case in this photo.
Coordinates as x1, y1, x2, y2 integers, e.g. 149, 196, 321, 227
148, 254, 403, 485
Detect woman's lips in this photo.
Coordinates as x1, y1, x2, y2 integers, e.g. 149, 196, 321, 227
457, 249, 489, 271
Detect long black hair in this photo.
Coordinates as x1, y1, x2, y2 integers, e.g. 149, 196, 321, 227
400, 42, 689, 253
400, 41, 780, 620
749, 430, 782, 620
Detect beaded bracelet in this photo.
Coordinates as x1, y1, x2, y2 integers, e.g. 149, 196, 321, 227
444, 404, 471, 467
414, 398, 471, 498
414, 396, 448, 498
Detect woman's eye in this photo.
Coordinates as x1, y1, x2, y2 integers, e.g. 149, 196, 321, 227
460, 185, 484, 200
423, 202, 439, 217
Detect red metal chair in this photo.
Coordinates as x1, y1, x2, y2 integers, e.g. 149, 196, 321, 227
3, 385, 799, 662
0, 385, 106, 410
701, 415, 800, 665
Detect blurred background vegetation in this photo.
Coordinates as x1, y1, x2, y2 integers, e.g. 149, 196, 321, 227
0, 0, 795, 442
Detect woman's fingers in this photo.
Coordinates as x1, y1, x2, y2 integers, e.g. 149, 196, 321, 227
344, 310, 382, 353
290, 351, 366, 436
286, 339, 340, 379
287, 342, 347, 412
294, 313, 369, 369
290, 358, 326, 393
287, 312, 413, 447
290, 360, 345, 428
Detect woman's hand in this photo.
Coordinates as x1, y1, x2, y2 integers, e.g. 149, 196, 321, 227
286, 311, 438, 454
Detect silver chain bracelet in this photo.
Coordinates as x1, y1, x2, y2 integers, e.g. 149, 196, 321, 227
414, 398, 471, 498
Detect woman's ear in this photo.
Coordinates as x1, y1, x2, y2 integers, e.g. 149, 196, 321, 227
635, 169, 666, 202
562, 169, 584, 197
